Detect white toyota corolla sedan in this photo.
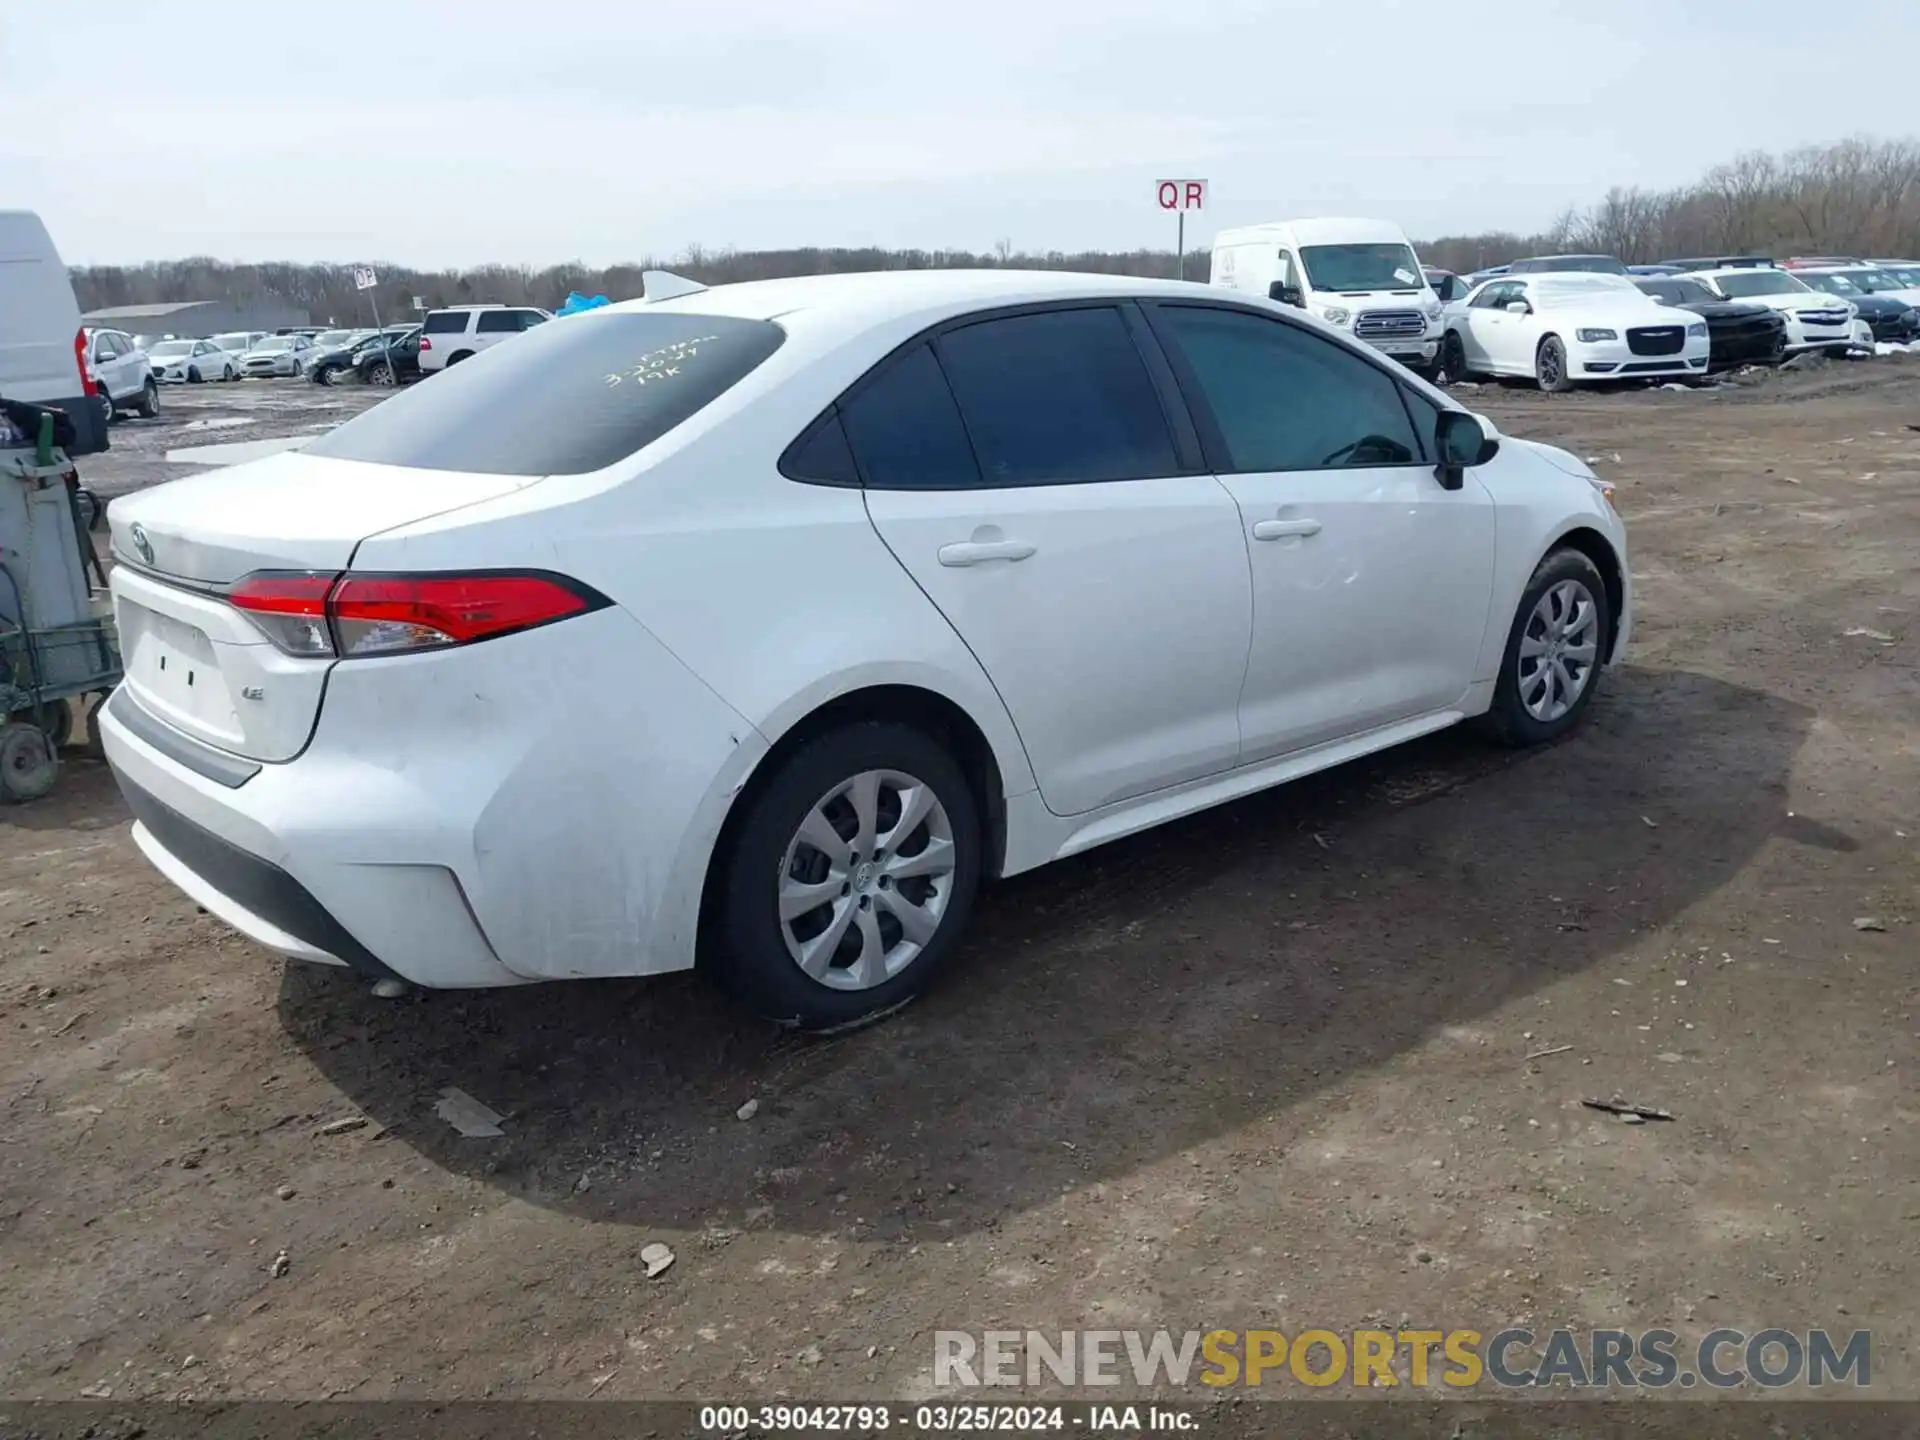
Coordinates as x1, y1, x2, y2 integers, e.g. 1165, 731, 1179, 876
1442, 272, 1711, 390
101, 269, 1631, 1029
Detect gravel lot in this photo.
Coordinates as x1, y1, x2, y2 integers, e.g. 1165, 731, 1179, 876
78, 376, 386, 501
3, 362, 1917, 1404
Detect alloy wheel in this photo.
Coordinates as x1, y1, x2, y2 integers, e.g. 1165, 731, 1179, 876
1517, 579, 1599, 722
778, 769, 958, 991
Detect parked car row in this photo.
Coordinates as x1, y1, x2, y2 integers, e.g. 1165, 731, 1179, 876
307, 325, 424, 386
1421, 249, 1920, 386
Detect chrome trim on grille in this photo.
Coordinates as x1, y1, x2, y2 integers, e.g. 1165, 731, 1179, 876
1354, 309, 1426, 339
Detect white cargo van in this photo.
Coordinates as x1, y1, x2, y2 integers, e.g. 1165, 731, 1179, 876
0, 211, 109, 455
1210, 217, 1443, 377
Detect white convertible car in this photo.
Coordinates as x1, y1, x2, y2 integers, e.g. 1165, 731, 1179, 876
1441, 273, 1710, 390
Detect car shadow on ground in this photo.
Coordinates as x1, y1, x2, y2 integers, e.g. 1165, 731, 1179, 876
281, 666, 1815, 1239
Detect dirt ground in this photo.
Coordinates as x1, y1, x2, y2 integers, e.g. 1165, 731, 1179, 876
2, 363, 1916, 1406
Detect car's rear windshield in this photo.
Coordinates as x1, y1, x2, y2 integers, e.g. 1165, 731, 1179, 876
304, 311, 786, 476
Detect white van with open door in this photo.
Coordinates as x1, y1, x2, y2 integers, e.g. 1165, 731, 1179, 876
1210, 217, 1443, 378
0, 211, 109, 455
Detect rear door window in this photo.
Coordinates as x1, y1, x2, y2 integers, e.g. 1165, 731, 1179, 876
933, 307, 1178, 486
305, 312, 785, 476
475, 310, 519, 333
838, 343, 980, 489
422, 311, 471, 334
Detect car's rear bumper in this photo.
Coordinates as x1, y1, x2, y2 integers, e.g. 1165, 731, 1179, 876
103, 697, 526, 987
98, 605, 768, 988
116, 772, 401, 977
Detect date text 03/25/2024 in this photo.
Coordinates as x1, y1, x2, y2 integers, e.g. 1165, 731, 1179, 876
699, 1404, 1192, 1433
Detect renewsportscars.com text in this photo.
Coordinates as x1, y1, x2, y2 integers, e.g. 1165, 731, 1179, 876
934, 1327, 1871, 1390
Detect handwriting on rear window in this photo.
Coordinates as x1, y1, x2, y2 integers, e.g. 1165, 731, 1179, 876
605, 336, 722, 388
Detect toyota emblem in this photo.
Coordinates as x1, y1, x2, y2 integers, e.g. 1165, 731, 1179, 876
131, 523, 154, 566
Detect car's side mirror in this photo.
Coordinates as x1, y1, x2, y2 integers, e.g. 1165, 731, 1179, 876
1434, 410, 1498, 490
1504, 300, 1531, 315
1270, 282, 1304, 307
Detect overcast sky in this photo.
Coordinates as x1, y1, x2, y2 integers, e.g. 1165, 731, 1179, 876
6, 0, 1918, 268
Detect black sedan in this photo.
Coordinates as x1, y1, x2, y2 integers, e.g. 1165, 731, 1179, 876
350, 327, 422, 386
1633, 276, 1787, 368
306, 330, 381, 385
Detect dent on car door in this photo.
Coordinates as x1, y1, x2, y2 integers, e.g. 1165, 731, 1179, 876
1142, 302, 1497, 762
846, 306, 1254, 817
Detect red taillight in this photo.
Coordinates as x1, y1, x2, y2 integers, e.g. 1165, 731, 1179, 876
225, 573, 336, 655
74, 328, 98, 396
226, 570, 606, 658
418, 335, 432, 350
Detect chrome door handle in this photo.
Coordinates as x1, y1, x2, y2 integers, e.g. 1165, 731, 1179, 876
938, 540, 1037, 566
1251, 518, 1323, 541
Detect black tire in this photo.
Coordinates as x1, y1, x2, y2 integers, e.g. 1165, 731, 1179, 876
1479, 547, 1612, 748
445, 350, 472, 367
314, 364, 338, 386
0, 721, 58, 803
712, 721, 983, 1031
1440, 331, 1472, 383
365, 361, 395, 387
1534, 335, 1573, 393
136, 378, 159, 418
187, 367, 203, 384
224, 364, 238, 381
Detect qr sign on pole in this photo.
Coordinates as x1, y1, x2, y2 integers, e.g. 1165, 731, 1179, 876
1155, 180, 1207, 212
352, 265, 379, 291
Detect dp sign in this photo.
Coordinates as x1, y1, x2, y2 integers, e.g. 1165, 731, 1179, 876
1156, 180, 1207, 212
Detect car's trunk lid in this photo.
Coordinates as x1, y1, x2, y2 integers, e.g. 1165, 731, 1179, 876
108, 452, 542, 761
